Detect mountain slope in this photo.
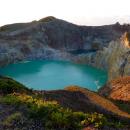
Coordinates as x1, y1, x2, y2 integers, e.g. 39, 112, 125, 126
0, 77, 130, 129
0, 16, 130, 80
42, 86, 130, 122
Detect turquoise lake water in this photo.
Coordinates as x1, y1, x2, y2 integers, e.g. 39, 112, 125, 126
0, 60, 108, 91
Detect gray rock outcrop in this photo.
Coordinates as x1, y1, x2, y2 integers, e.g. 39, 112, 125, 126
0, 16, 130, 80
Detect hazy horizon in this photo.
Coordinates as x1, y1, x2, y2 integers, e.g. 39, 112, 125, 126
0, 0, 130, 26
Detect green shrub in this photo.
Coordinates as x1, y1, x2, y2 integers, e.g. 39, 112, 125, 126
0, 93, 125, 129
81, 112, 107, 128
2, 112, 22, 126
0, 94, 21, 106
0, 76, 31, 94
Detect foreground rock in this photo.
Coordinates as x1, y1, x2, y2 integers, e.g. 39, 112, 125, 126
99, 76, 130, 102
0, 77, 130, 129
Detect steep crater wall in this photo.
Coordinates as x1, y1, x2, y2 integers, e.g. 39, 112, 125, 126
0, 17, 130, 80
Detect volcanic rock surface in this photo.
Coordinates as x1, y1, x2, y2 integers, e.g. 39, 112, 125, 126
99, 76, 130, 102
0, 16, 130, 79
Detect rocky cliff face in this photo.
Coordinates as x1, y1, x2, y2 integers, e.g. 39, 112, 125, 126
0, 16, 130, 80
82, 32, 130, 80
99, 76, 130, 102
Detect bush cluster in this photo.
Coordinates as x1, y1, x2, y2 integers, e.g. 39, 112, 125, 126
0, 76, 31, 94
0, 93, 124, 129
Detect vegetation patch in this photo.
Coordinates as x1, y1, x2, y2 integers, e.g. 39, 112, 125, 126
2, 112, 22, 127
0, 77, 129, 129
0, 93, 125, 130
0, 76, 31, 95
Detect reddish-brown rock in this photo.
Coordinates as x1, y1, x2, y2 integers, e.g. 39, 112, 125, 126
99, 76, 130, 102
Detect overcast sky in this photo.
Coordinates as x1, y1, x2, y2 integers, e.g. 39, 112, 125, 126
0, 0, 130, 26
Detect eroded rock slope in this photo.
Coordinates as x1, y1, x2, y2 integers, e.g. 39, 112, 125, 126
0, 16, 130, 79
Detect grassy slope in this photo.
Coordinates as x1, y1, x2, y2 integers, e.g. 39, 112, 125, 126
0, 77, 130, 129
43, 86, 130, 121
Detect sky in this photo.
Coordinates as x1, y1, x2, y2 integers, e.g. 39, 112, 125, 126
0, 0, 130, 26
